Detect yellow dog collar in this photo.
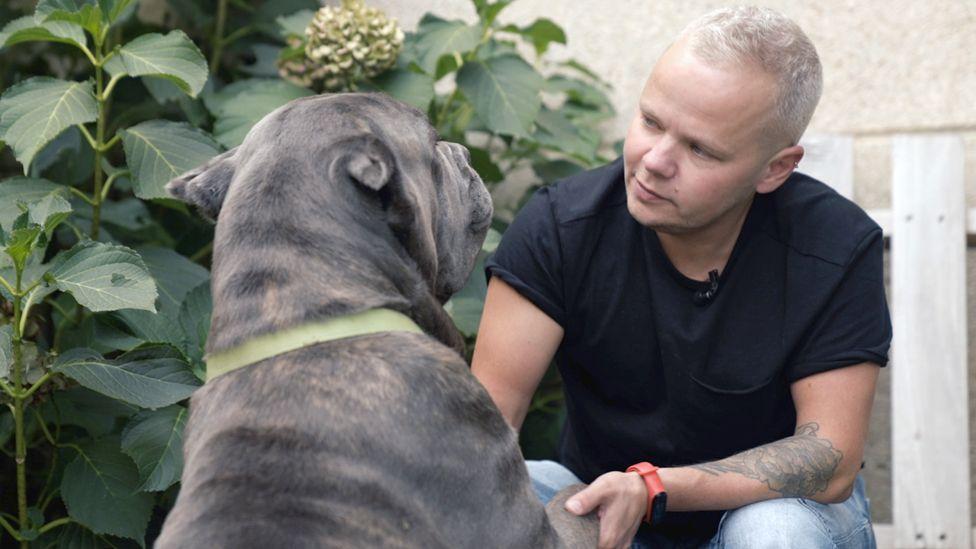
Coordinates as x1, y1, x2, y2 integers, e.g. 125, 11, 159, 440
204, 308, 424, 382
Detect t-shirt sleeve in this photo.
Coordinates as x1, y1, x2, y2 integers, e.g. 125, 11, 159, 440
484, 186, 566, 327
786, 228, 892, 382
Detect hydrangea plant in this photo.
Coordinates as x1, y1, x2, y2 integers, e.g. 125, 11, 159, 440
278, 0, 404, 92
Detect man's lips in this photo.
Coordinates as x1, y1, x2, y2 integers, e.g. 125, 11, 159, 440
631, 174, 668, 202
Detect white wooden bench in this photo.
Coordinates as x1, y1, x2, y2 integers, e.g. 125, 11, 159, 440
799, 134, 972, 549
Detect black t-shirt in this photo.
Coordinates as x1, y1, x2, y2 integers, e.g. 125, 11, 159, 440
485, 157, 891, 536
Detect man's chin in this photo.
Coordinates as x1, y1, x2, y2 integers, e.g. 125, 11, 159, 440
625, 193, 682, 232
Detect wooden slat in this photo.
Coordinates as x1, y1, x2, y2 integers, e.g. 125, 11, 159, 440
798, 134, 854, 198
891, 135, 970, 548
874, 525, 976, 549
865, 208, 976, 237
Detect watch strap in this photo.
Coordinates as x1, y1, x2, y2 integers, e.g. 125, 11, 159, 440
626, 461, 667, 524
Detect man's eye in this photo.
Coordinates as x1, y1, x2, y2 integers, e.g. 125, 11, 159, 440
641, 116, 660, 130
690, 143, 712, 159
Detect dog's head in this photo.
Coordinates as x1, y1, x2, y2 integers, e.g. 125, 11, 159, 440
167, 93, 492, 307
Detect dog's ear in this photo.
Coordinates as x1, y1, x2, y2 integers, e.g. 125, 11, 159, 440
166, 147, 239, 220
329, 135, 395, 191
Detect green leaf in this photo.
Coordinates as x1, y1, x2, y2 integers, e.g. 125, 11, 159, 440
478, 0, 513, 27
0, 15, 87, 51
413, 16, 482, 75
475, 37, 518, 61
30, 126, 94, 186
54, 345, 201, 409
544, 75, 613, 110
456, 55, 543, 138
100, 0, 137, 25
61, 437, 154, 543
517, 18, 565, 56
177, 280, 211, 377
204, 79, 313, 148
0, 77, 98, 174
370, 69, 435, 111
482, 227, 502, 253
0, 177, 67, 232
276, 9, 314, 39
121, 405, 187, 491
0, 325, 11, 380
533, 107, 599, 160
5, 225, 44, 274
140, 76, 183, 105
445, 252, 490, 337
115, 246, 208, 346
43, 386, 139, 437
532, 158, 585, 183
467, 146, 503, 183
119, 120, 221, 200
559, 58, 607, 84
29, 190, 73, 236
35, 0, 102, 39
104, 31, 208, 97
47, 240, 158, 313
59, 313, 145, 354
45, 523, 104, 548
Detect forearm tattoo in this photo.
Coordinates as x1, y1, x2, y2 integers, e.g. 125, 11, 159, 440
689, 422, 843, 498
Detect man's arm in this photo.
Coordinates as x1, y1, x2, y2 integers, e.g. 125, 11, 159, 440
565, 362, 880, 546
663, 361, 879, 509
471, 276, 564, 430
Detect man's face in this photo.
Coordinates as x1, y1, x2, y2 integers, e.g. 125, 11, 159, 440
622, 38, 781, 236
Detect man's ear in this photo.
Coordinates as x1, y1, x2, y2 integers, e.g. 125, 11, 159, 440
757, 144, 804, 194
328, 134, 395, 191
166, 147, 239, 220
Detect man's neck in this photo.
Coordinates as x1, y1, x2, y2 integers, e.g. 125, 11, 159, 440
656, 196, 755, 281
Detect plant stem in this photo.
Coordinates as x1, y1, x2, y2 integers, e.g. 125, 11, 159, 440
210, 0, 228, 79
38, 517, 72, 535
67, 186, 96, 206
0, 275, 15, 297
92, 53, 106, 241
189, 241, 213, 263
100, 169, 130, 203
0, 515, 21, 541
222, 25, 255, 48
11, 269, 28, 548
21, 373, 54, 401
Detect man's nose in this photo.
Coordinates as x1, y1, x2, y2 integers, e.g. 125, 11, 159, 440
641, 135, 678, 180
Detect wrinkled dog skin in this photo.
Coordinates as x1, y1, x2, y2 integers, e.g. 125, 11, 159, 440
154, 93, 598, 548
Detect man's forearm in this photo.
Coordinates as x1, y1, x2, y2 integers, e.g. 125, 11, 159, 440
658, 422, 848, 512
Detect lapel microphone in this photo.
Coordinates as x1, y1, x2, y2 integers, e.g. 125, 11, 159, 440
692, 269, 721, 306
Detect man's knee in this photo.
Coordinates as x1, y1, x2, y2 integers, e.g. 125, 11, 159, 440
525, 460, 582, 505
715, 498, 834, 549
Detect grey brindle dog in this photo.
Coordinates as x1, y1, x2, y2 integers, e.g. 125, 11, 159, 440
154, 93, 598, 548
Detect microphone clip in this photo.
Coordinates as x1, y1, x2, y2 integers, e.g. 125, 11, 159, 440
692, 269, 720, 306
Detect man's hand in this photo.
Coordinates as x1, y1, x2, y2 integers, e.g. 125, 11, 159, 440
564, 471, 647, 549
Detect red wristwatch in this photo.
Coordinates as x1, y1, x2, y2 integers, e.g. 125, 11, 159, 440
626, 461, 668, 525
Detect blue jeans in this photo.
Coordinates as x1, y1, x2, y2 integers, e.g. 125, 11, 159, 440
527, 460, 877, 548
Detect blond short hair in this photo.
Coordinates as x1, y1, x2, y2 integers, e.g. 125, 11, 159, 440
680, 6, 823, 146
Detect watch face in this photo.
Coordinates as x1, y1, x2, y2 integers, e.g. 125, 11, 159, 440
651, 493, 668, 524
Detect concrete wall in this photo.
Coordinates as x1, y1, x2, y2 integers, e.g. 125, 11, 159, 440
367, 0, 976, 525
371, 0, 976, 207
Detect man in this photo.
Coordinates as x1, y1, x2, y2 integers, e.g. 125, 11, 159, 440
472, 6, 890, 549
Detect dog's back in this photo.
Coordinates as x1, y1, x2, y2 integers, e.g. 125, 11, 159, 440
156, 332, 576, 548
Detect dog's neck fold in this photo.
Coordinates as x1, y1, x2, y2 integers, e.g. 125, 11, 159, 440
204, 192, 466, 358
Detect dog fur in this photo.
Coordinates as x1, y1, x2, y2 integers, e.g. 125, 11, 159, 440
154, 93, 597, 548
